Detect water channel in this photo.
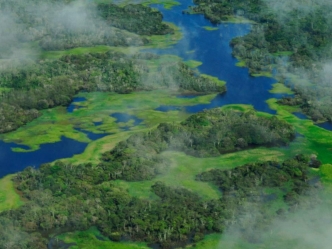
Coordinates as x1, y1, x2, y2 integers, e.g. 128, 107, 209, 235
0, 0, 329, 178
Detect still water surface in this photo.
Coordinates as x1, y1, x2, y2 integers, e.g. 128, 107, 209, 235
147, 1, 291, 114
0, 0, 328, 177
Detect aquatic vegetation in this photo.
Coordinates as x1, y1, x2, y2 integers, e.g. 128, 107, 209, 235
269, 83, 294, 95
1, 90, 216, 150
0, 175, 23, 212
0, 0, 331, 248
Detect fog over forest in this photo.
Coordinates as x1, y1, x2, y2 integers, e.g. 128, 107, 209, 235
0, 0, 332, 248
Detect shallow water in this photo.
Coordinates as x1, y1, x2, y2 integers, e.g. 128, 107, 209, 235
111, 112, 143, 130
67, 96, 87, 113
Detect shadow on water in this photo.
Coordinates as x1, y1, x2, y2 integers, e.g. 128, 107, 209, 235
176, 94, 203, 99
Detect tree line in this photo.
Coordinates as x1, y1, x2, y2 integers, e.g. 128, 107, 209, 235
187, 0, 332, 122
0, 108, 318, 248
0, 0, 173, 56
0, 51, 226, 133
100, 109, 295, 181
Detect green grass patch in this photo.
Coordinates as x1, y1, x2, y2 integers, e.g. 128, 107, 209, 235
0, 175, 23, 212
269, 83, 293, 94
143, 0, 180, 9
252, 71, 273, 78
200, 74, 226, 87
267, 98, 332, 164
143, 22, 182, 49
41, 46, 112, 60
0, 87, 12, 93
1, 89, 216, 152
189, 233, 254, 249
114, 134, 310, 201
320, 164, 332, 182
221, 104, 254, 112
58, 227, 149, 249
222, 16, 255, 24
235, 60, 246, 67
183, 60, 202, 68
203, 26, 219, 31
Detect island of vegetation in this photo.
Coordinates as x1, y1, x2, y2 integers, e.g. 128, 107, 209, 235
0, 0, 331, 248
0, 108, 315, 249
186, 0, 332, 123
0, 51, 225, 134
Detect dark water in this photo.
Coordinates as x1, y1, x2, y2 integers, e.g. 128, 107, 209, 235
67, 97, 86, 113
293, 112, 307, 120
0, 119, 108, 178
155, 105, 183, 111
0, 0, 327, 179
94, 121, 103, 126
0, 137, 87, 177
176, 94, 201, 98
317, 122, 332, 131
75, 128, 110, 140
147, 1, 293, 114
293, 112, 332, 131
111, 113, 143, 130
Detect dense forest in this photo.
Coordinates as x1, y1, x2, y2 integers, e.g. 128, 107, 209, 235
0, 0, 193, 133
100, 109, 295, 180
0, 108, 316, 248
0, 51, 226, 133
0, 0, 174, 55
187, 0, 332, 122
0, 0, 328, 248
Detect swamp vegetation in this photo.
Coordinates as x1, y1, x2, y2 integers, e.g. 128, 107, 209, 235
187, 0, 332, 123
0, 110, 313, 248
0, 0, 331, 248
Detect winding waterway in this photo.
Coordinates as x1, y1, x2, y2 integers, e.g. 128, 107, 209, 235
147, 0, 291, 114
0, 0, 327, 178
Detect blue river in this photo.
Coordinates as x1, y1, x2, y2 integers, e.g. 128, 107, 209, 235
0, 0, 329, 178
147, 1, 291, 114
